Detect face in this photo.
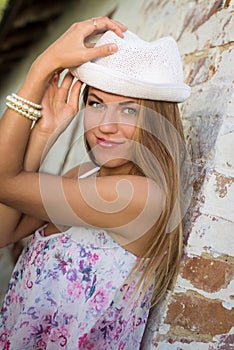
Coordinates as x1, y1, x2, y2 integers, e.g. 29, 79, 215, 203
84, 87, 140, 175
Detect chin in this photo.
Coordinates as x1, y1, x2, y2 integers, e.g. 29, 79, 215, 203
97, 158, 130, 169
91, 149, 133, 168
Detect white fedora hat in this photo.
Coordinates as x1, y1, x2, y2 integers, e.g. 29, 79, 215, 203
71, 30, 191, 102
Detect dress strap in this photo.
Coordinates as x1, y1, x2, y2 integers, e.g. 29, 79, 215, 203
78, 166, 100, 179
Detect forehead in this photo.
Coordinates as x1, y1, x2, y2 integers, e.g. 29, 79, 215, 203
88, 87, 138, 104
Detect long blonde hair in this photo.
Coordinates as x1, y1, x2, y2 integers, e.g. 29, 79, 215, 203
83, 86, 187, 307
129, 99, 186, 307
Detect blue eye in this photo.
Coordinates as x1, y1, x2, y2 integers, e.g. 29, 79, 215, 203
123, 107, 138, 116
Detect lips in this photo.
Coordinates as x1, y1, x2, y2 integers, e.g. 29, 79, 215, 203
96, 137, 124, 148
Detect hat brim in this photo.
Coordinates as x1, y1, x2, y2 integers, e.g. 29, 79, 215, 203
71, 62, 191, 103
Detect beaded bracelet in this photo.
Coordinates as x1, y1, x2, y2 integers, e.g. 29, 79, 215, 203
6, 101, 38, 121
12, 93, 42, 109
6, 94, 42, 122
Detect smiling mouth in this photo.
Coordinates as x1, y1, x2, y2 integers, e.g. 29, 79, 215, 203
96, 137, 124, 148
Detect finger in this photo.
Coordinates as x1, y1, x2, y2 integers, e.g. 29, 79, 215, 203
49, 72, 59, 86
85, 42, 96, 48
60, 72, 74, 89
69, 80, 82, 113
86, 16, 126, 38
110, 19, 128, 32
56, 72, 74, 102
84, 18, 127, 48
82, 43, 118, 62
90, 20, 127, 37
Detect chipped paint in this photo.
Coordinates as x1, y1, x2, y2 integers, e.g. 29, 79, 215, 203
191, 0, 224, 32
184, 49, 210, 64
214, 172, 234, 198
222, 301, 233, 310
174, 275, 234, 309
224, 0, 232, 8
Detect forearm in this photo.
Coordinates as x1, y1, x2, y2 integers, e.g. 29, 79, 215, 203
0, 55, 76, 237
24, 127, 55, 172
0, 55, 56, 175
0, 112, 46, 244
0, 202, 45, 247
0, 123, 53, 246
0, 56, 55, 242
0, 204, 22, 245
18, 54, 56, 104
0, 122, 52, 246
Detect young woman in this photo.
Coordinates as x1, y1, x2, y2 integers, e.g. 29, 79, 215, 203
0, 17, 191, 349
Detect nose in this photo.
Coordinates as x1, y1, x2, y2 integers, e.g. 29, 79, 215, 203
98, 107, 118, 134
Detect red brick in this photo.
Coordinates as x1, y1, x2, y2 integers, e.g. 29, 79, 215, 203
165, 293, 234, 336
181, 256, 234, 293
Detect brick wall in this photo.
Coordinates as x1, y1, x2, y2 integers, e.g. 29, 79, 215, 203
138, 1, 234, 349
0, 0, 233, 348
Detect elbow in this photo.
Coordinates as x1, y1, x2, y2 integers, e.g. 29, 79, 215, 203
0, 228, 20, 248
0, 234, 14, 248
0, 239, 11, 249
0, 176, 18, 205
0, 176, 9, 203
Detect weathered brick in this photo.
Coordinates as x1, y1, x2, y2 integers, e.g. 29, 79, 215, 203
214, 171, 234, 199
181, 255, 234, 292
187, 213, 234, 257
165, 293, 234, 336
200, 170, 234, 222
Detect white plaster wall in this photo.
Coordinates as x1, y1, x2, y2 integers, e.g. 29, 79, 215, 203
0, 0, 233, 348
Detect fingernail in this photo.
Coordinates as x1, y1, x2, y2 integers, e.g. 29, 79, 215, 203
109, 44, 118, 53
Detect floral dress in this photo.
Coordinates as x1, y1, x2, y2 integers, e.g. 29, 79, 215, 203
0, 169, 153, 349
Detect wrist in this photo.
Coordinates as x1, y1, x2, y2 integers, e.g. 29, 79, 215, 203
17, 56, 57, 105
31, 123, 62, 149
31, 53, 58, 80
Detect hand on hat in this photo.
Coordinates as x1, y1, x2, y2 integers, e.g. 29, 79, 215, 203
16, 17, 127, 111
36, 17, 127, 75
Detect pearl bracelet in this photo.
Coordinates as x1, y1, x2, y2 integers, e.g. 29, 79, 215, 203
12, 93, 42, 109
6, 94, 42, 122
6, 101, 38, 121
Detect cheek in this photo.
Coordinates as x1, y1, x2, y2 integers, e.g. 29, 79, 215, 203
84, 113, 91, 133
119, 115, 139, 139
123, 124, 137, 140
84, 111, 100, 133
84, 114, 94, 147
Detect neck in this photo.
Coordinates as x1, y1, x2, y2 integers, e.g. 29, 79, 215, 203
98, 162, 135, 177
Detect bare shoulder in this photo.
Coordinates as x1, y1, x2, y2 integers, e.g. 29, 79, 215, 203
102, 175, 164, 204
127, 175, 165, 217
99, 175, 165, 245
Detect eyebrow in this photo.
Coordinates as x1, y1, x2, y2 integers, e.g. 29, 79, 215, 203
88, 93, 137, 106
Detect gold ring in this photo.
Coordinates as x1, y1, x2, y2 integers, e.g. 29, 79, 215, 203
92, 18, 97, 28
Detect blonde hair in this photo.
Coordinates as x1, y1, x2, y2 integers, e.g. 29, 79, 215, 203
83, 86, 186, 307
129, 99, 186, 307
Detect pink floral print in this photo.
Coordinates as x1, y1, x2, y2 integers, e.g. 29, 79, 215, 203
0, 226, 153, 349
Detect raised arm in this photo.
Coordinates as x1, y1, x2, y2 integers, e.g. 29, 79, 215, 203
0, 18, 163, 247
0, 17, 127, 247
0, 71, 81, 247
